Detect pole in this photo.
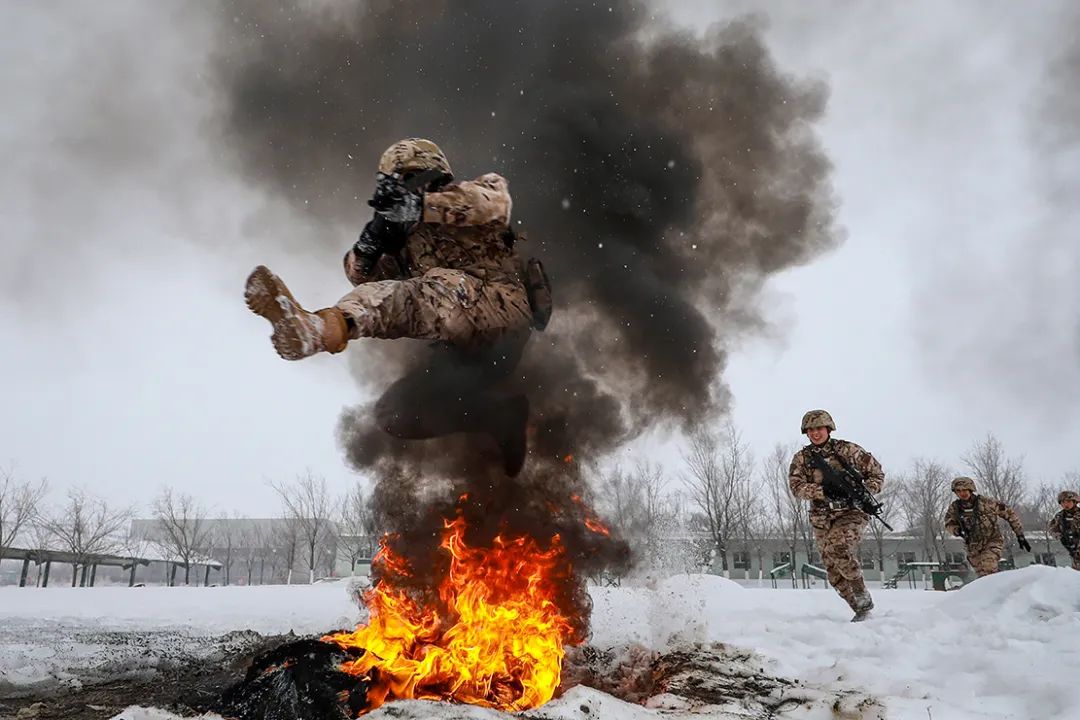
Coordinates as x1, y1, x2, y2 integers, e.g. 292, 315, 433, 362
42, 560, 51, 587
19, 558, 30, 587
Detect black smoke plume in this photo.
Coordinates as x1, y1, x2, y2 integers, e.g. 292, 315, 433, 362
211, 0, 839, 628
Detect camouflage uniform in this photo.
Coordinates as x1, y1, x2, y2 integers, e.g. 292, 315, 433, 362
943, 481, 1024, 577
1048, 490, 1080, 570
339, 172, 533, 350
789, 435, 884, 614
245, 139, 540, 476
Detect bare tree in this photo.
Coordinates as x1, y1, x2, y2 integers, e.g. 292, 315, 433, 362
150, 487, 214, 586
337, 483, 380, 575
739, 475, 772, 584
212, 512, 245, 586
681, 424, 753, 576
898, 460, 951, 563
963, 434, 1030, 560
270, 471, 334, 584
963, 434, 1028, 508
40, 488, 130, 586
1022, 482, 1061, 559
865, 479, 902, 582
277, 517, 300, 584
27, 521, 55, 586
599, 461, 682, 573
762, 443, 806, 586
0, 464, 48, 551
238, 521, 265, 585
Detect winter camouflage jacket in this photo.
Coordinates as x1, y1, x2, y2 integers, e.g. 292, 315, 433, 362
1048, 508, 1079, 549
344, 173, 524, 288
788, 439, 885, 520
944, 495, 1023, 547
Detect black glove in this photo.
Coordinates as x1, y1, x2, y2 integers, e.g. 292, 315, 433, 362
353, 217, 409, 275
1016, 534, 1032, 552
369, 173, 423, 225
820, 473, 846, 501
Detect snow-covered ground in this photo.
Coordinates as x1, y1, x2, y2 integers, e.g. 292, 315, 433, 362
2, 566, 1077, 720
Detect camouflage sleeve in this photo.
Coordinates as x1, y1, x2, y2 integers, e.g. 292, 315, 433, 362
944, 502, 960, 537
994, 500, 1024, 535
788, 450, 825, 502
421, 173, 512, 227
1048, 511, 1062, 540
846, 442, 885, 494
343, 247, 402, 286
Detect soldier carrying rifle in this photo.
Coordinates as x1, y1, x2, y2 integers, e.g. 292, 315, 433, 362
1048, 490, 1080, 571
944, 477, 1029, 577
789, 410, 885, 622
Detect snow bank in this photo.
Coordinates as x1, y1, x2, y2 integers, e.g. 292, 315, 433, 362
4, 570, 1075, 720
0, 581, 360, 636
588, 569, 1079, 719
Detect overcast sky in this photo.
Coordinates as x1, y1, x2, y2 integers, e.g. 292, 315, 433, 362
2, 1, 1077, 517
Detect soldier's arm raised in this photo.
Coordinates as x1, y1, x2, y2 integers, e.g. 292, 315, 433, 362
422, 173, 512, 227
789, 451, 825, 501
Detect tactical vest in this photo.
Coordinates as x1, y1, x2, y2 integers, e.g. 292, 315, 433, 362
954, 497, 980, 541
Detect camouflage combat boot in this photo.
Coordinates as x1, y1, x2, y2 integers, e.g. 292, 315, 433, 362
850, 590, 874, 623
245, 265, 349, 361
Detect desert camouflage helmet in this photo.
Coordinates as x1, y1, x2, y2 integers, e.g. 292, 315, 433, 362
1058, 490, 1079, 504
800, 409, 835, 433
951, 477, 977, 493
377, 138, 453, 179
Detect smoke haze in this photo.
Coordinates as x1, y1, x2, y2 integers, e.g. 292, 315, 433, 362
209, 0, 840, 608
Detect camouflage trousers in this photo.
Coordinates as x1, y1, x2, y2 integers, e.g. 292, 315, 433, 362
336, 269, 533, 348
965, 542, 1003, 577
1069, 550, 1080, 571
810, 509, 869, 610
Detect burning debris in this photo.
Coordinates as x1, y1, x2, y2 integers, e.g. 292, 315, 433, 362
325, 511, 578, 713
225, 494, 612, 717
214, 636, 884, 720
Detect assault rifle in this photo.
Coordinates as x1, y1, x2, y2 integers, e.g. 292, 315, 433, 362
806, 450, 894, 531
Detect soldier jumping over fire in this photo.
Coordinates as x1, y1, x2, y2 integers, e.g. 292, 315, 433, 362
245, 139, 551, 476
944, 477, 1030, 577
789, 410, 885, 622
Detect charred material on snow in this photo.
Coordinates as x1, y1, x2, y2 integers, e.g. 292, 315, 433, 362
216, 636, 369, 720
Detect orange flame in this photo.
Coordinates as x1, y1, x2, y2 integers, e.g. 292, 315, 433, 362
324, 516, 576, 714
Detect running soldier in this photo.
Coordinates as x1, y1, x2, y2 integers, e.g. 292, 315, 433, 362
1048, 490, 1080, 570
245, 139, 550, 475
943, 477, 1031, 577
789, 410, 884, 622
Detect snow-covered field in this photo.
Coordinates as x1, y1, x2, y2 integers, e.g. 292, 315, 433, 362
2, 566, 1077, 720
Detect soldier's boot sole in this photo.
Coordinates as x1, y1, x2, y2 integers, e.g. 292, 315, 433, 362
245, 265, 348, 360
496, 394, 530, 477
